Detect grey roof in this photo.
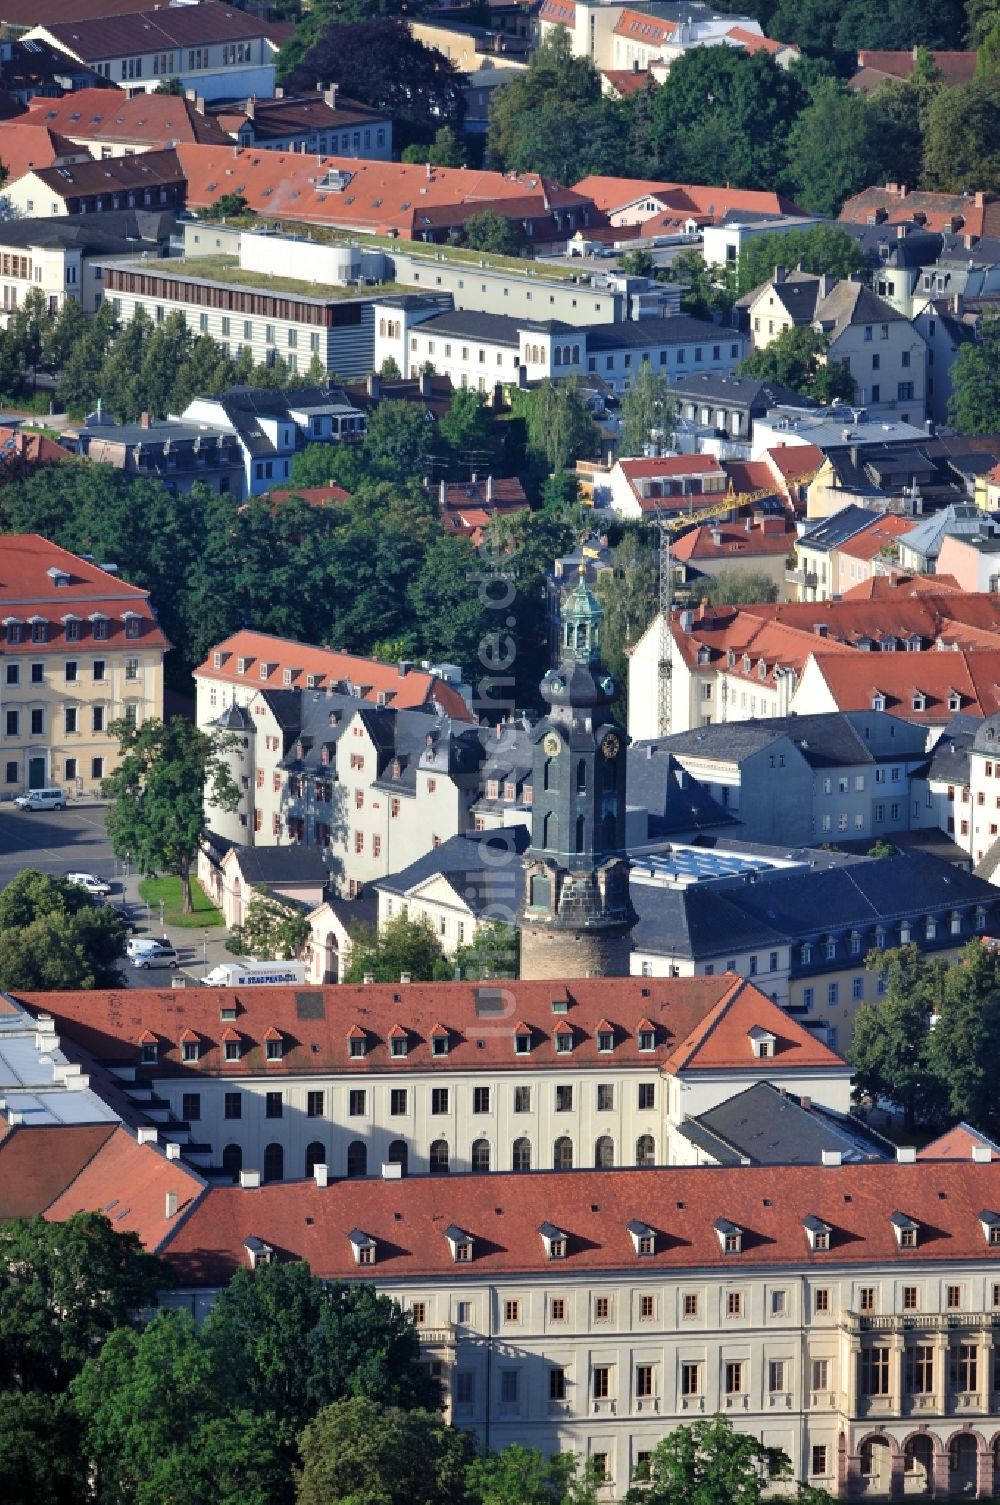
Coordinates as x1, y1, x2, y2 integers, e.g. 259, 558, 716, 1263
630, 880, 788, 960
667, 372, 816, 410
0, 213, 165, 255
682, 1082, 891, 1166
626, 744, 734, 835
586, 314, 730, 350
897, 503, 996, 563
844, 222, 944, 269
229, 845, 329, 886
376, 827, 528, 916
410, 309, 554, 346
922, 715, 979, 785
656, 711, 915, 770
798, 505, 885, 553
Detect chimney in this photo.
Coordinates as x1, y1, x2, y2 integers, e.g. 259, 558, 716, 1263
367, 371, 380, 400
363, 972, 375, 985
246, 96, 255, 120
973, 1144, 992, 1163
896, 1146, 917, 1163
800, 1096, 812, 1111
382, 1160, 403, 1179
165, 1141, 181, 1160
137, 1126, 157, 1145
774, 264, 787, 284
322, 82, 338, 110
398, 660, 411, 676
821, 1149, 841, 1166
165, 1190, 178, 1218
439, 478, 447, 507
239, 1168, 261, 1188
139, 411, 151, 429
274, 85, 284, 98
645, 743, 654, 759
487, 474, 493, 503
196, 94, 205, 114
975, 191, 986, 208
426, 161, 432, 180
419, 368, 432, 398
313, 1162, 329, 1186
953, 292, 961, 315
400, 971, 411, 984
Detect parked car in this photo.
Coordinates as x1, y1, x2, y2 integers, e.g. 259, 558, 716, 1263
14, 788, 66, 811
128, 938, 179, 969
66, 871, 112, 897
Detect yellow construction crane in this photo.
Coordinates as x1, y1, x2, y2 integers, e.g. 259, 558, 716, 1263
652, 482, 793, 736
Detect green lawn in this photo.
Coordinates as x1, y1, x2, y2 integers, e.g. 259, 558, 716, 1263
138, 875, 225, 928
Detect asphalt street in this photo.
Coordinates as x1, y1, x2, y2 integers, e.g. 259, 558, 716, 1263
0, 802, 235, 986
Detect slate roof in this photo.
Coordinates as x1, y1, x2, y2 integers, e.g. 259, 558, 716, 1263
626, 745, 736, 837
586, 313, 727, 350
681, 1081, 891, 1165
797, 505, 886, 554
668, 372, 815, 410
226, 845, 330, 886
39, 3, 273, 62
658, 711, 920, 770
376, 827, 529, 915
898, 504, 996, 563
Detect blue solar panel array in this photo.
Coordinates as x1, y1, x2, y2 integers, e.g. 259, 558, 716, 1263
643, 848, 778, 882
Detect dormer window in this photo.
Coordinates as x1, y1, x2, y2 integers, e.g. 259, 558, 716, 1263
979, 1211, 1000, 1246
912, 693, 926, 712
349, 1229, 376, 1266
900, 922, 911, 943
628, 1219, 656, 1256
926, 917, 937, 941
348, 1027, 366, 1058
30, 618, 48, 644
715, 1218, 743, 1255
139, 1032, 158, 1065
244, 1236, 273, 1271
539, 1221, 568, 1259
237, 657, 249, 674
872, 694, 886, 712
850, 932, 862, 957
637, 1020, 655, 1052
264, 1027, 283, 1061
180, 1032, 199, 1063
514, 1022, 532, 1055
431, 1025, 449, 1058
801, 943, 812, 965
504, 782, 516, 801
890, 1211, 919, 1249
446, 1225, 474, 1262
803, 1215, 831, 1253
222, 1028, 241, 1061
125, 616, 141, 640
948, 694, 962, 713
748, 1026, 776, 1060
213, 652, 222, 668
389, 1025, 408, 1058
555, 1023, 573, 1054
597, 1021, 614, 1053
487, 780, 500, 800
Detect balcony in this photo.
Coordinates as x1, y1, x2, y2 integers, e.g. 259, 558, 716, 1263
416, 1325, 456, 1348
843, 1311, 1000, 1335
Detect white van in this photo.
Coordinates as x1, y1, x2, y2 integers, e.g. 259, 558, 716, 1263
14, 788, 66, 811
202, 959, 307, 987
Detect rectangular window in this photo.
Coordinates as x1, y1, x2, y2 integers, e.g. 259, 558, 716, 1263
555, 1084, 573, 1112
92, 706, 104, 733
768, 1360, 786, 1392
549, 1366, 566, 1401
902, 1286, 918, 1310
947, 1285, 962, 1309
593, 1366, 611, 1399
951, 1344, 977, 1392
64, 707, 77, 735
390, 1088, 407, 1116
503, 1300, 519, 1324
683, 1292, 698, 1318
432, 1087, 449, 1115
597, 1083, 614, 1111
349, 1089, 366, 1116
550, 1297, 566, 1322
500, 1369, 518, 1403
265, 1091, 282, 1119
640, 1294, 655, 1319
635, 1363, 654, 1398
307, 1090, 324, 1118
473, 1085, 490, 1113
771, 1290, 787, 1316
30, 709, 43, 736
814, 1290, 830, 1313
861, 1347, 890, 1395
906, 1345, 933, 1394
727, 1291, 742, 1317
725, 1362, 743, 1394
224, 1091, 241, 1119
594, 1296, 610, 1321
638, 1083, 655, 1110
681, 1361, 701, 1395
514, 1085, 531, 1113
64, 660, 77, 683
812, 1446, 829, 1477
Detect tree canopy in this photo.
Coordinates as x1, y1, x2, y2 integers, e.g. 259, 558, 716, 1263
102, 717, 240, 914
740, 325, 856, 404
227, 893, 311, 961
0, 870, 126, 991
344, 912, 453, 983
297, 1397, 472, 1505
622, 1413, 791, 1505
948, 312, 1000, 433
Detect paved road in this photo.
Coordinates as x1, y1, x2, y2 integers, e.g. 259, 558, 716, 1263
0, 802, 234, 986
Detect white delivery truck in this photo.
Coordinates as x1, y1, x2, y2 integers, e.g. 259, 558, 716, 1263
202, 959, 307, 987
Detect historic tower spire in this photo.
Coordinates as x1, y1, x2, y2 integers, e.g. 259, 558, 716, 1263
518, 568, 636, 980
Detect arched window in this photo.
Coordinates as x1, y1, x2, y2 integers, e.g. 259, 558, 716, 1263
553, 1135, 573, 1170
471, 1138, 490, 1172
512, 1136, 532, 1171
594, 1135, 614, 1168
544, 756, 555, 791
576, 758, 587, 793
572, 344, 580, 364
221, 1142, 242, 1183
388, 1139, 408, 1174
575, 815, 586, 853
636, 1133, 655, 1168
263, 1142, 283, 1183
346, 1140, 367, 1178
305, 1141, 325, 1178
576, 621, 587, 650
601, 813, 616, 851
430, 1138, 450, 1174
543, 811, 558, 850
554, 346, 562, 366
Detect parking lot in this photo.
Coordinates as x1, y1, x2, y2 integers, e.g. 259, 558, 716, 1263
0, 802, 234, 986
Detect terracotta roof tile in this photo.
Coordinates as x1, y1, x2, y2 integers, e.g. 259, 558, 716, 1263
45, 1125, 205, 1251
812, 649, 1000, 720
919, 1123, 1000, 1160
0, 1121, 116, 1219
160, 1159, 1000, 1287
15, 976, 802, 1078
24, 87, 230, 147
835, 514, 916, 562
572, 176, 804, 221
0, 121, 85, 181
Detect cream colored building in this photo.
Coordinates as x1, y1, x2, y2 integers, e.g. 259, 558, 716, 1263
0, 534, 166, 798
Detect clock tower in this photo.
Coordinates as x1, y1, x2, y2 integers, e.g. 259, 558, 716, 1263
519, 567, 636, 980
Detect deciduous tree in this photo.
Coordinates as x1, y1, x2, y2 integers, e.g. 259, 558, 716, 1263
849, 945, 948, 1129
102, 717, 240, 914
619, 365, 674, 457
923, 79, 1000, 191
462, 208, 524, 257
0, 870, 125, 990
948, 312, 1000, 432
622, 1413, 790, 1505
344, 912, 452, 982
740, 325, 855, 404
297, 1397, 472, 1505
227, 893, 311, 960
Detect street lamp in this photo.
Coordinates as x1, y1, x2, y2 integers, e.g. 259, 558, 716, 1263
202, 930, 209, 972
159, 898, 165, 936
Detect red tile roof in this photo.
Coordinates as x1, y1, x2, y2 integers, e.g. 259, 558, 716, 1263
261, 484, 352, 508
176, 144, 594, 240
0, 120, 85, 181
835, 514, 915, 563
573, 175, 804, 223
195, 629, 471, 720
27, 146, 185, 200
25, 88, 231, 147
726, 25, 798, 54
762, 443, 825, 483
740, 591, 1000, 645
0, 0, 148, 25
0, 425, 75, 466
671, 519, 795, 563
41, 3, 273, 63
809, 649, 1000, 721
221, 92, 389, 142
0, 533, 168, 655
15, 975, 836, 1080
720, 459, 783, 500
160, 1159, 1000, 1287
854, 49, 976, 86
0, 1121, 116, 1220
839, 183, 1000, 240
840, 572, 964, 599
45, 1125, 205, 1250
613, 9, 676, 42
539, 0, 575, 20
601, 69, 658, 97
665, 981, 843, 1072
919, 1124, 1000, 1161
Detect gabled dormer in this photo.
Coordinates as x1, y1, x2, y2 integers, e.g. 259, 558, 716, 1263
714, 1217, 743, 1255
430, 1023, 450, 1058
348, 1229, 376, 1266
388, 1023, 409, 1059
263, 1026, 284, 1062
803, 1215, 831, 1253
979, 1210, 1000, 1247
445, 1225, 474, 1263
596, 1019, 615, 1054
637, 1017, 656, 1052
627, 1219, 656, 1257
347, 1024, 367, 1059
514, 1020, 532, 1056
554, 1019, 574, 1054
747, 1025, 776, 1060
138, 1029, 158, 1066
889, 1210, 919, 1249
179, 1029, 200, 1064
539, 1221, 568, 1260
222, 1026, 242, 1062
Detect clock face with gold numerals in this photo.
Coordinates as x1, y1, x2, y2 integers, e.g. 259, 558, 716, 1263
601, 733, 620, 759
543, 732, 561, 756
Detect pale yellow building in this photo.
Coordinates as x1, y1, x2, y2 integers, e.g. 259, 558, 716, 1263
0, 534, 167, 798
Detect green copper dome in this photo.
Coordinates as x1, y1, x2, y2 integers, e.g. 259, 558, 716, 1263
561, 564, 603, 665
